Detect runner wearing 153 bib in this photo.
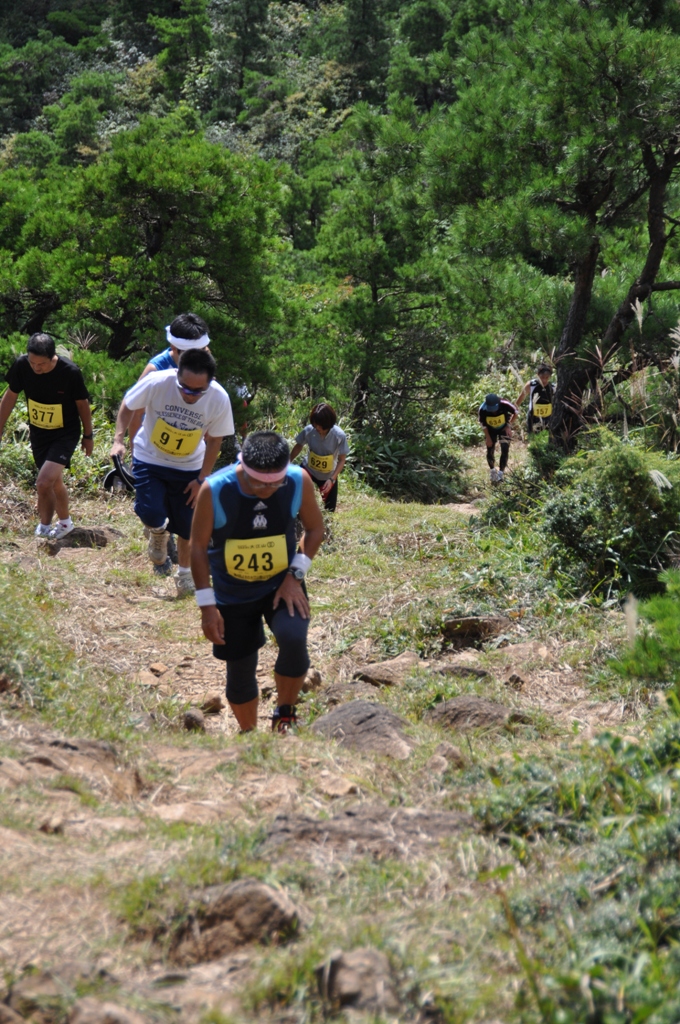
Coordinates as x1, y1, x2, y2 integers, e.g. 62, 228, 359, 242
517, 363, 554, 434
478, 393, 518, 483
290, 403, 349, 513
111, 348, 234, 595
191, 431, 324, 734
0, 332, 93, 540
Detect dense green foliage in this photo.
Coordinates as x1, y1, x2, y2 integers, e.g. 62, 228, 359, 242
3, 0, 680, 494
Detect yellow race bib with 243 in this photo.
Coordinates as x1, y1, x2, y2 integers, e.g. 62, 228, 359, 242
533, 403, 552, 418
28, 399, 63, 430
224, 535, 288, 582
485, 413, 506, 428
308, 451, 334, 474
151, 417, 202, 457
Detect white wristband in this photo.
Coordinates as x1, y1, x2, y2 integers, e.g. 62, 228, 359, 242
195, 588, 216, 607
290, 552, 312, 575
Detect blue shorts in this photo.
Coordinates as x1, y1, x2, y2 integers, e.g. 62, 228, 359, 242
132, 459, 198, 540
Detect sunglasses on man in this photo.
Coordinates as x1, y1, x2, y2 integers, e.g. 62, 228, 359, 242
177, 380, 209, 396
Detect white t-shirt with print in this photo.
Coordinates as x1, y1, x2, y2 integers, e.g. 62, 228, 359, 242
125, 369, 234, 471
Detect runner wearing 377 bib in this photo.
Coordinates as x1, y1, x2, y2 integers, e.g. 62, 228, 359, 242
191, 431, 324, 734
0, 333, 93, 540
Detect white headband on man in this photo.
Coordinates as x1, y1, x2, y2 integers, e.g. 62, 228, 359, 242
166, 325, 210, 351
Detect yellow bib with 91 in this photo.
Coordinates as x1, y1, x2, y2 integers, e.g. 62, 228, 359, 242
224, 535, 289, 582
28, 399, 63, 430
151, 418, 202, 457
533, 403, 552, 418
486, 413, 506, 428
308, 451, 334, 474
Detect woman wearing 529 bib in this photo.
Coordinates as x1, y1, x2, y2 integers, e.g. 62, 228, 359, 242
290, 403, 349, 513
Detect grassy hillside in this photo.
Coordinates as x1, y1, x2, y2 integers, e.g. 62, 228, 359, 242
3, 443, 677, 1023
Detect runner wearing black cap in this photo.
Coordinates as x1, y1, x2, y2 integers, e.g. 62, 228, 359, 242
478, 393, 518, 483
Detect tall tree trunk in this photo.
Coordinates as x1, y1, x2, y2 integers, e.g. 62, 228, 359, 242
550, 146, 680, 449
550, 237, 600, 448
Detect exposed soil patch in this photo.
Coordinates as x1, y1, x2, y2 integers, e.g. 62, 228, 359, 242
264, 802, 473, 860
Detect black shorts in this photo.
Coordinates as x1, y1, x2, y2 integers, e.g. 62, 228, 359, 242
30, 429, 80, 471
214, 586, 310, 678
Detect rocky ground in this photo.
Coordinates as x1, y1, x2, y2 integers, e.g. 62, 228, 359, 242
0, 450, 638, 1024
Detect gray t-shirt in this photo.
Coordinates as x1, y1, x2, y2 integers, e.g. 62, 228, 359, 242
295, 424, 349, 480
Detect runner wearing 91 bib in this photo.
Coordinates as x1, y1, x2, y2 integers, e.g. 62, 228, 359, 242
111, 348, 234, 596
191, 431, 324, 734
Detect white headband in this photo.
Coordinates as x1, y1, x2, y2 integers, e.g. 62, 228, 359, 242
165, 325, 210, 351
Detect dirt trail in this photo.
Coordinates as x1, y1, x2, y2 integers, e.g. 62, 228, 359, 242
0, 476, 634, 1022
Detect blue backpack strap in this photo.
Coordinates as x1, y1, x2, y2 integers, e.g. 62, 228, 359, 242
207, 465, 238, 531
288, 464, 304, 518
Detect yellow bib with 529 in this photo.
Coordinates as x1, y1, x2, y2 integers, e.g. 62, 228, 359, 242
224, 535, 288, 582
486, 413, 506, 428
28, 399, 63, 430
151, 418, 202, 457
308, 451, 334, 474
533, 403, 552, 418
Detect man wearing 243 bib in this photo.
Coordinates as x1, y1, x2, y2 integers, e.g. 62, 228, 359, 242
191, 431, 324, 734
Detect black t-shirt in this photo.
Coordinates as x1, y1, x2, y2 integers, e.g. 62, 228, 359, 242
6, 355, 89, 435
478, 399, 518, 431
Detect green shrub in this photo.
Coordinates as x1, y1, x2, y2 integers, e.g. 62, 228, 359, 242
351, 430, 464, 503
544, 436, 680, 597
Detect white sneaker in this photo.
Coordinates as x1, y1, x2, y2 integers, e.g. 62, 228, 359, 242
175, 571, 195, 597
35, 523, 52, 538
49, 520, 75, 540
497, 470, 504, 482
489, 468, 498, 483
147, 527, 169, 565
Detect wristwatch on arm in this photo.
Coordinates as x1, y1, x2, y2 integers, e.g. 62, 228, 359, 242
288, 552, 312, 581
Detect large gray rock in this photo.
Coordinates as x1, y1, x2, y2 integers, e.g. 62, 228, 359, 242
43, 526, 123, 555
316, 947, 400, 1013
8, 962, 104, 1019
352, 650, 420, 687
69, 999, 146, 1024
441, 615, 511, 647
265, 802, 472, 860
311, 700, 414, 759
171, 878, 301, 966
425, 695, 530, 730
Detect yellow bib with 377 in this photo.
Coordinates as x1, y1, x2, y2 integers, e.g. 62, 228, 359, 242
151, 418, 202, 457
533, 403, 552, 418
224, 535, 288, 582
308, 451, 334, 474
486, 413, 506, 428
28, 399, 63, 430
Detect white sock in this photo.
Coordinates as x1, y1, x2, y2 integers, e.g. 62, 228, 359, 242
177, 566, 192, 575
58, 517, 73, 527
